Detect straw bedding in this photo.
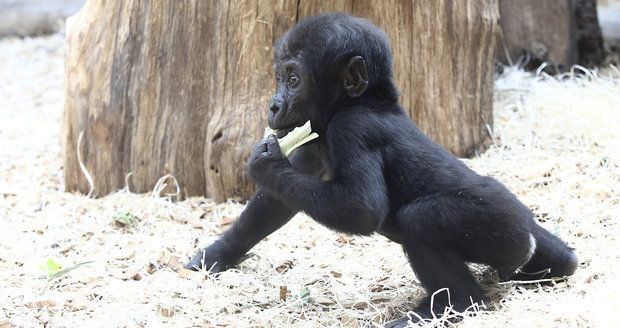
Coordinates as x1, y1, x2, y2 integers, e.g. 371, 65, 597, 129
0, 34, 618, 327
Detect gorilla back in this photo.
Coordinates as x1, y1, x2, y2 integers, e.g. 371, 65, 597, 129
187, 13, 578, 326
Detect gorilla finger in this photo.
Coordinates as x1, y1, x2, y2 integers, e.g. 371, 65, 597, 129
266, 135, 282, 155
253, 140, 268, 154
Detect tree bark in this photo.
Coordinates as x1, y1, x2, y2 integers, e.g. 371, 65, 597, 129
64, 1, 296, 200
64, 1, 226, 198
496, 0, 605, 71
203, 1, 297, 202
64, 0, 498, 201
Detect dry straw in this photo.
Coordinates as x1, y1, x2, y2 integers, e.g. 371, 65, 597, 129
1, 34, 619, 327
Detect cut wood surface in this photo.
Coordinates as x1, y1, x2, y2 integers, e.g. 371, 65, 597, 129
64, 0, 498, 201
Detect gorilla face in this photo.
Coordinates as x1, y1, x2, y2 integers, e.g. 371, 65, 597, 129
268, 56, 320, 139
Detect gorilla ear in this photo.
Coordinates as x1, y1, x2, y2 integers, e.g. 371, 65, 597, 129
342, 56, 369, 98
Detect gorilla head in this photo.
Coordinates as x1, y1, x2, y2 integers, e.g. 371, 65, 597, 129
268, 13, 399, 138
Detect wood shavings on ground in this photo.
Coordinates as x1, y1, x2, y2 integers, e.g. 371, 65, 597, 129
1, 33, 619, 328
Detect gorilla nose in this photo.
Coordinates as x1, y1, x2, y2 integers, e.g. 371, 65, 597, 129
270, 96, 284, 114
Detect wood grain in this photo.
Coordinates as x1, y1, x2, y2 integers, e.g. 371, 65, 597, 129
64, 0, 498, 201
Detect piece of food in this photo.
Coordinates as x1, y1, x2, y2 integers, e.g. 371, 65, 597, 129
41, 258, 62, 278
264, 120, 319, 157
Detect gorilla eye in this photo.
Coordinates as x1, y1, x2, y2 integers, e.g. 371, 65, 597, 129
287, 75, 300, 87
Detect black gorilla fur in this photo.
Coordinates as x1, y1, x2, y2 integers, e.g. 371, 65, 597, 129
187, 13, 578, 326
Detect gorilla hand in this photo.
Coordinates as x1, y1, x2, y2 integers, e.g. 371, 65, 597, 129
185, 240, 235, 273
248, 135, 291, 188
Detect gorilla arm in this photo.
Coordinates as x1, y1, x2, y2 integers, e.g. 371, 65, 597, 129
248, 135, 389, 235
185, 143, 323, 271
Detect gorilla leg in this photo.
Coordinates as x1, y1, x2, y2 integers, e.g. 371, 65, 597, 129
385, 240, 487, 328
186, 190, 296, 272
510, 223, 578, 280
404, 239, 486, 316
385, 191, 534, 326
385, 238, 486, 328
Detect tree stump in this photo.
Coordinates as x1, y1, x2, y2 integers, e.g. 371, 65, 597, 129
63, 0, 498, 201
497, 0, 605, 71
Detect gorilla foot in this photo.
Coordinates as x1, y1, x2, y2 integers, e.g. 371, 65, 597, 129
384, 295, 487, 327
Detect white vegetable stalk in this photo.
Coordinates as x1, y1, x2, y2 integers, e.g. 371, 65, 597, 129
264, 120, 319, 157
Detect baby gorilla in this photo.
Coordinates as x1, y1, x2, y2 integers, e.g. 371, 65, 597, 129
187, 13, 578, 326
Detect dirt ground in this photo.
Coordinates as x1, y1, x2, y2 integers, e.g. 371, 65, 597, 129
1, 33, 619, 328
